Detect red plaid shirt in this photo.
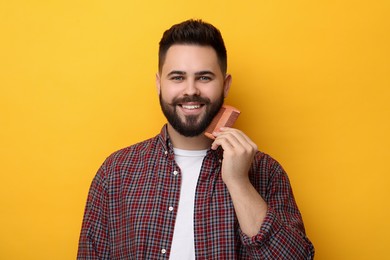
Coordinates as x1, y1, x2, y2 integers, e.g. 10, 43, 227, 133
78, 126, 314, 259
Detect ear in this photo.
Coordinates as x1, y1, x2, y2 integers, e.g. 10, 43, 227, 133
223, 74, 232, 98
155, 73, 161, 95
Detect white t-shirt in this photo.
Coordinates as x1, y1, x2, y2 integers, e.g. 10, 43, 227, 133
169, 148, 207, 260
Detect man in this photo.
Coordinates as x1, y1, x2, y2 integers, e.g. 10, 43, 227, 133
78, 19, 315, 259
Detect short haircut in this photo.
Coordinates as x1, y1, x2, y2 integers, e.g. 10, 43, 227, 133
158, 19, 227, 75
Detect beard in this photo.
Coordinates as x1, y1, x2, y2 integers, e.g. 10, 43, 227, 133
159, 93, 224, 137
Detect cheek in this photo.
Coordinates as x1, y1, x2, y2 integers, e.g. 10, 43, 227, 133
160, 85, 177, 100
201, 86, 224, 101
163, 93, 179, 104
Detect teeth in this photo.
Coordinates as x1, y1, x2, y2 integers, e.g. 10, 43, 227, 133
182, 104, 201, 110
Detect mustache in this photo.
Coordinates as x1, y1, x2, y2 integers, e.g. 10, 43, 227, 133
171, 95, 211, 106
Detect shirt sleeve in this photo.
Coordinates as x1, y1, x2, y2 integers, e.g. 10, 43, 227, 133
77, 164, 110, 260
239, 156, 315, 259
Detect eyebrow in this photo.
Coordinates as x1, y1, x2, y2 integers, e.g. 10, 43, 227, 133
195, 71, 216, 76
167, 70, 186, 76
167, 70, 216, 76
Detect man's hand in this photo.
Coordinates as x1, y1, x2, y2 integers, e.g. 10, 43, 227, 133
211, 127, 267, 237
211, 127, 257, 185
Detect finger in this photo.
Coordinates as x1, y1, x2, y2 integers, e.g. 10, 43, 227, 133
213, 130, 253, 158
218, 128, 258, 151
216, 131, 242, 151
211, 134, 235, 150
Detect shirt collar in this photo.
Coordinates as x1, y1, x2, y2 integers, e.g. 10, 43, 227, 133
158, 124, 223, 161
157, 124, 172, 156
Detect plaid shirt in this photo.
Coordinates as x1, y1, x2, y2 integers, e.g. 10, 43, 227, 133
78, 126, 314, 259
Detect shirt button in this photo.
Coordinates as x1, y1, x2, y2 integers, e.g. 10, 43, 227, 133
161, 248, 166, 254
164, 151, 168, 155
173, 170, 178, 176
219, 159, 222, 163
168, 206, 174, 211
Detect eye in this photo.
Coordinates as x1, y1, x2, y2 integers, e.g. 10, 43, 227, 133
198, 76, 212, 82
170, 76, 184, 81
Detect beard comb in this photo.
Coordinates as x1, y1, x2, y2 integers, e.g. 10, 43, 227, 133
204, 105, 241, 140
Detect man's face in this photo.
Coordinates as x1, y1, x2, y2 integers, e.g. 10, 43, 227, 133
156, 44, 231, 137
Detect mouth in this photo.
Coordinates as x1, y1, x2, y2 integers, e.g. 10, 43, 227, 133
180, 104, 203, 110
177, 102, 205, 114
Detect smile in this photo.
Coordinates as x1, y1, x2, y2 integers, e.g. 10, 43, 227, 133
181, 104, 202, 110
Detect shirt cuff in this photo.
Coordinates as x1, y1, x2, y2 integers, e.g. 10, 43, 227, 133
239, 208, 282, 246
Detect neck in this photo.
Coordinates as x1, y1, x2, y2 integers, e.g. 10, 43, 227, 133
167, 124, 212, 150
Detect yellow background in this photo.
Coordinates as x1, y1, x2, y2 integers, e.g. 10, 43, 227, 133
1, 0, 389, 259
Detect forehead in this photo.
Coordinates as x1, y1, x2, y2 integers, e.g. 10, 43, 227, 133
162, 44, 220, 74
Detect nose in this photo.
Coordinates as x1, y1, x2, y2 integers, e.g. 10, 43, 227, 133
183, 79, 200, 96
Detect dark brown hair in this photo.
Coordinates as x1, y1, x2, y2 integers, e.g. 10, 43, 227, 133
158, 19, 227, 74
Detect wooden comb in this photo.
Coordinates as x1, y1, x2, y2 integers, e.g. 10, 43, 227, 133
204, 105, 241, 140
